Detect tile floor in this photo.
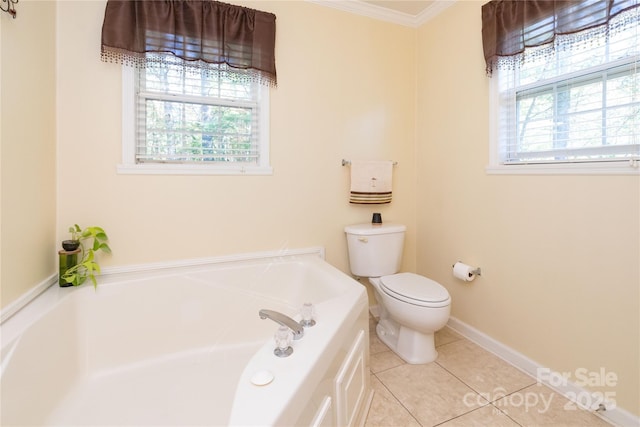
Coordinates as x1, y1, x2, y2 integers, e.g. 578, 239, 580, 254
364, 316, 612, 427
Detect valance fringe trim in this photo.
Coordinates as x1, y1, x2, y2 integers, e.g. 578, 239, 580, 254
484, 1, 640, 76
101, 47, 277, 88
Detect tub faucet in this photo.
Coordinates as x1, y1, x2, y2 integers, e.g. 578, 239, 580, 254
259, 309, 304, 340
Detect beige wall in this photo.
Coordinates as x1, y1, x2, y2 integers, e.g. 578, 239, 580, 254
0, 1, 57, 306
415, 2, 639, 416
54, 0, 417, 300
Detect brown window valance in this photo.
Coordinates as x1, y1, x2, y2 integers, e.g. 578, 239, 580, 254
101, 0, 277, 87
482, 0, 640, 75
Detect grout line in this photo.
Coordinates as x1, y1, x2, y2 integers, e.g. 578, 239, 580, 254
371, 370, 425, 426
487, 403, 526, 427
484, 385, 533, 427
433, 357, 491, 401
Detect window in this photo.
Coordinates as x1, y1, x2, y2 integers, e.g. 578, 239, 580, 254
103, 1, 276, 176
488, 4, 639, 174
119, 61, 271, 175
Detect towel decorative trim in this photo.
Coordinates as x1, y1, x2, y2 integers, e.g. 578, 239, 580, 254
349, 191, 392, 204
349, 160, 393, 204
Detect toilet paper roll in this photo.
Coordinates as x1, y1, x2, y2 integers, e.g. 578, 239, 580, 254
453, 262, 476, 282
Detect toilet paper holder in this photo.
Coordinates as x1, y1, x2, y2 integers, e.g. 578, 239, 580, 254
452, 262, 481, 276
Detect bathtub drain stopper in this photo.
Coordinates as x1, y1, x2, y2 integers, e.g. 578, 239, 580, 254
251, 370, 274, 386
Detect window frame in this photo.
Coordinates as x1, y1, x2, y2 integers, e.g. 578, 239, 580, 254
488, 73, 639, 176
118, 66, 272, 176
487, 18, 639, 176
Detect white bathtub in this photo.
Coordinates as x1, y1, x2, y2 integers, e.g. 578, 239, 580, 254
1, 248, 372, 426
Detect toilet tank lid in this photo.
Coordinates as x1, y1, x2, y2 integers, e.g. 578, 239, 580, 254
344, 223, 406, 236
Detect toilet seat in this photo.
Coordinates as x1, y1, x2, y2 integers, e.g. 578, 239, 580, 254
380, 273, 450, 308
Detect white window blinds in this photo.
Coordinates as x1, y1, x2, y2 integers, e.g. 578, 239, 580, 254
136, 61, 263, 165
493, 5, 639, 167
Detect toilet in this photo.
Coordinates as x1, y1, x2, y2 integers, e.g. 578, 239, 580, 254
344, 223, 451, 364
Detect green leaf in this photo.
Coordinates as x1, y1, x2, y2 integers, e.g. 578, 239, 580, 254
74, 275, 87, 287
62, 224, 110, 289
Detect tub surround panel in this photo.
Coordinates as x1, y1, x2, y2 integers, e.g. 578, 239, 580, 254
0, 273, 57, 324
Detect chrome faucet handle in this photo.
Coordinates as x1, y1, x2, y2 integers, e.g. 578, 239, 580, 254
273, 326, 293, 358
300, 302, 316, 327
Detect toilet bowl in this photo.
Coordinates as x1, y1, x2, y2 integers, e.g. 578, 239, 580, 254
370, 273, 450, 364
344, 223, 451, 364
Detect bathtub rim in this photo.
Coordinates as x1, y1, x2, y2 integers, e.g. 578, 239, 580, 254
1, 247, 329, 360
0, 246, 326, 326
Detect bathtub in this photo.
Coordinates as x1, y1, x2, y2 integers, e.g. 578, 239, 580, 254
1, 248, 372, 426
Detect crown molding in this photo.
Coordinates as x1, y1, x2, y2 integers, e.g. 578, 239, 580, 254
415, 1, 456, 26
306, 0, 456, 28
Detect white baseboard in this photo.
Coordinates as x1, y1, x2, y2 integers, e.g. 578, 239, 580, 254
446, 316, 639, 427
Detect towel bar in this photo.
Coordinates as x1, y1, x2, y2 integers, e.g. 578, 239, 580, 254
342, 159, 398, 166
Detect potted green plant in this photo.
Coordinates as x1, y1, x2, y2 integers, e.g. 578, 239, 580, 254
60, 225, 111, 288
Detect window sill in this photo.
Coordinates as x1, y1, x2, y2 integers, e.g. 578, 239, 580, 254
485, 161, 640, 176
117, 163, 273, 176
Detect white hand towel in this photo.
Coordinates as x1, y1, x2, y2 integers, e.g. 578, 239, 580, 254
349, 160, 393, 204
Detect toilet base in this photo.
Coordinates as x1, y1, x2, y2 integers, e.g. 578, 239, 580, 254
376, 318, 438, 364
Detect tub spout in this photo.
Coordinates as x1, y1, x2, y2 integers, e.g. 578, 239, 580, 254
259, 309, 304, 340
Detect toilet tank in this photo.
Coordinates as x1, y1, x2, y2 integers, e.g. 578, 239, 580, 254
344, 223, 406, 278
